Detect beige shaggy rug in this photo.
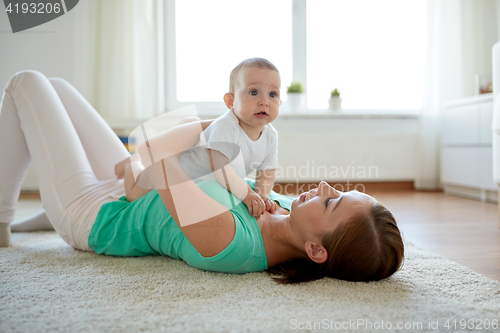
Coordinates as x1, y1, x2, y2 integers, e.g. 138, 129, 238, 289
1, 231, 499, 333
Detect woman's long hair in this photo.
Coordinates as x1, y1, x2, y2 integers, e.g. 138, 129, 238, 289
266, 201, 404, 284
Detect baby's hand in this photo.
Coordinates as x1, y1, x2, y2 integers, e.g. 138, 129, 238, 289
243, 190, 266, 219
260, 194, 277, 214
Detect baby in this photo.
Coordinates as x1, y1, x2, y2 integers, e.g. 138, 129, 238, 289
117, 57, 281, 219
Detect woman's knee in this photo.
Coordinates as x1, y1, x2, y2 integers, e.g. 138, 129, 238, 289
48, 77, 69, 86
9, 71, 67, 89
6, 70, 47, 94
10, 70, 46, 82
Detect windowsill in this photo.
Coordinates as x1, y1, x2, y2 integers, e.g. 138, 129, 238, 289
195, 108, 420, 119
275, 109, 419, 119
442, 93, 493, 108
106, 109, 419, 130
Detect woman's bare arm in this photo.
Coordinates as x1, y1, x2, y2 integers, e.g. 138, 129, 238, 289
177, 116, 214, 131
115, 117, 215, 202
136, 119, 235, 257
208, 149, 269, 218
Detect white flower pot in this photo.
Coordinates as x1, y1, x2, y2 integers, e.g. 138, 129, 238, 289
282, 93, 306, 113
329, 96, 342, 111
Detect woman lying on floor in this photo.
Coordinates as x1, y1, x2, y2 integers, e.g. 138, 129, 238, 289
0, 71, 404, 284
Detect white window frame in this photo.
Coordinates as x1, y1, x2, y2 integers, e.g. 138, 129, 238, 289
164, 0, 225, 114
164, 0, 422, 116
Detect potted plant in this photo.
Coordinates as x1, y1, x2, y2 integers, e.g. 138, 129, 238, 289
283, 81, 306, 113
329, 88, 341, 111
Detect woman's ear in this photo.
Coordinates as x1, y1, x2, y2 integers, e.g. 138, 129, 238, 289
304, 241, 328, 264
223, 93, 234, 110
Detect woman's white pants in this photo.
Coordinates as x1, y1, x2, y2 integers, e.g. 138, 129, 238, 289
0, 70, 129, 251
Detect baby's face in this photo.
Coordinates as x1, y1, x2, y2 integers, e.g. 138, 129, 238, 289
231, 66, 281, 131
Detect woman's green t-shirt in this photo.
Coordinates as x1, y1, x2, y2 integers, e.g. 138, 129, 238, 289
87, 179, 293, 274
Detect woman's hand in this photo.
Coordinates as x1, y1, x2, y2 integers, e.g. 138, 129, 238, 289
260, 194, 277, 214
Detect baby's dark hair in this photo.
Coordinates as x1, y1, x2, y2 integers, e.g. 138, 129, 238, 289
229, 57, 279, 94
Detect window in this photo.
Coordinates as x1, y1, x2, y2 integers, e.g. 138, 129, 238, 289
306, 0, 427, 109
166, 0, 292, 112
165, 0, 427, 112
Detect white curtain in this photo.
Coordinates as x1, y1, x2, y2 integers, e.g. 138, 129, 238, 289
415, 0, 499, 190
72, 0, 165, 120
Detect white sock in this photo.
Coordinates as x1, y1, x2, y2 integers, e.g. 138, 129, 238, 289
10, 210, 54, 232
0, 222, 11, 247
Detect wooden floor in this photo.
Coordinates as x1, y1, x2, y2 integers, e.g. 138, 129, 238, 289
374, 190, 500, 282
20, 185, 500, 281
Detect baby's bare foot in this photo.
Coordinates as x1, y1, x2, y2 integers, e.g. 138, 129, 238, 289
114, 157, 131, 179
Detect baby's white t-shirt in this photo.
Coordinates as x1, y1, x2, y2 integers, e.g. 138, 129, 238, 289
178, 110, 278, 183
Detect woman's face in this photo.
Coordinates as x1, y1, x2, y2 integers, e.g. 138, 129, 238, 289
289, 181, 375, 243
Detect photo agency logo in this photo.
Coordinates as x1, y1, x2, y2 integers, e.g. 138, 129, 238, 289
4, 0, 79, 33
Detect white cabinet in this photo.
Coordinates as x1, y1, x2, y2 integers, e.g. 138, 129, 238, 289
440, 93, 497, 202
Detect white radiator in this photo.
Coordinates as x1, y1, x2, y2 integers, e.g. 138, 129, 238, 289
271, 115, 419, 183
275, 132, 416, 182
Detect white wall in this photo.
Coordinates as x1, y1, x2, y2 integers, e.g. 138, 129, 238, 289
1, 4, 72, 93
0, 2, 94, 190
0, 1, 95, 102
497, 0, 500, 38
461, 0, 500, 97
